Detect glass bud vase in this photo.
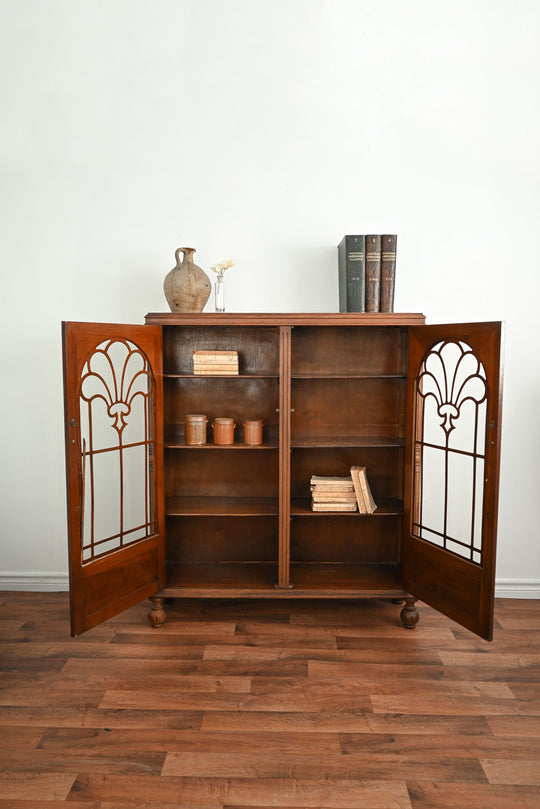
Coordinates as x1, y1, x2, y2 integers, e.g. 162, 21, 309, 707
214, 270, 225, 312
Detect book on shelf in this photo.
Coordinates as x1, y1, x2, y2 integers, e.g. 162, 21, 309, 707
312, 492, 357, 503
193, 363, 239, 370
350, 465, 377, 514
380, 234, 397, 313
193, 350, 239, 375
310, 475, 354, 490
338, 235, 366, 312
312, 502, 358, 512
310, 474, 357, 513
193, 370, 239, 376
365, 235, 382, 312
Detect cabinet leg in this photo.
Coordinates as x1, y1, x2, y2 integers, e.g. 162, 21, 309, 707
400, 597, 419, 630
148, 597, 166, 628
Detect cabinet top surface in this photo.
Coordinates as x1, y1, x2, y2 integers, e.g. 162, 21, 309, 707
144, 312, 426, 326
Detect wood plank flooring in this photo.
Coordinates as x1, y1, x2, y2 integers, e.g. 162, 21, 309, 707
1, 592, 540, 807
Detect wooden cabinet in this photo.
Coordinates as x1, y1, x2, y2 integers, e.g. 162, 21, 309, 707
63, 314, 503, 640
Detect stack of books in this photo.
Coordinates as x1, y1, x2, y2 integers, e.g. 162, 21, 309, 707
350, 465, 377, 514
310, 475, 357, 512
338, 234, 397, 313
193, 350, 239, 375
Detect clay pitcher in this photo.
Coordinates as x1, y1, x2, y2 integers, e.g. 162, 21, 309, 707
163, 247, 211, 312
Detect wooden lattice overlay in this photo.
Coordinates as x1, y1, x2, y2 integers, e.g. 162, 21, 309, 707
412, 340, 488, 565
78, 339, 156, 562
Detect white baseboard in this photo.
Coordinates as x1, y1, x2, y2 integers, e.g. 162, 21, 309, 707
494, 580, 540, 599
0, 574, 69, 592
1, 574, 539, 598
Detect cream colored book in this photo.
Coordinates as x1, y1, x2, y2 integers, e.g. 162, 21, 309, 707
193, 350, 238, 358
350, 465, 376, 514
310, 475, 354, 491
193, 364, 239, 371
193, 369, 239, 376
312, 493, 357, 503
312, 502, 357, 512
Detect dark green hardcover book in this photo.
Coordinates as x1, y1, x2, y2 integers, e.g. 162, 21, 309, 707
380, 234, 397, 312
338, 235, 365, 312
365, 234, 382, 312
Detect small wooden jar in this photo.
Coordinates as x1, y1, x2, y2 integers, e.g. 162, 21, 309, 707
243, 419, 264, 445
184, 414, 207, 445
212, 417, 235, 445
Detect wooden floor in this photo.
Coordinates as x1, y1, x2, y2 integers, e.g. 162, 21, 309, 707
1, 594, 540, 808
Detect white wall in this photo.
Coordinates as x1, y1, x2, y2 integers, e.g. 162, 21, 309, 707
1, 0, 539, 595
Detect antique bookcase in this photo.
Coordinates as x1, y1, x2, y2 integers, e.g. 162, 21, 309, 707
63, 313, 503, 640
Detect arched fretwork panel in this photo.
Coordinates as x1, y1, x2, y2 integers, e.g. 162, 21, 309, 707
412, 340, 488, 565
78, 338, 157, 563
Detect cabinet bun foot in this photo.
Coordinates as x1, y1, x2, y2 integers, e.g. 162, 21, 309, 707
149, 597, 166, 628
400, 597, 419, 629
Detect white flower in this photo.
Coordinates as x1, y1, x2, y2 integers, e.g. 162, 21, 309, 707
211, 259, 235, 274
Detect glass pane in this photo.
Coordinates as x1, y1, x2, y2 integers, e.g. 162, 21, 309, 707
446, 451, 473, 545
473, 460, 485, 550
92, 450, 121, 542
449, 398, 479, 453
419, 445, 445, 535
90, 396, 119, 451
419, 527, 444, 547
122, 390, 148, 446
123, 444, 148, 531
422, 395, 444, 447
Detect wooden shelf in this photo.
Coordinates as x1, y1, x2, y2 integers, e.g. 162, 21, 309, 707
291, 499, 403, 516
161, 562, 405, 598
289, 563, 404, 594
166, 496, 279, 516
291, 436, 405, 448
163, 373, 279, 379
165, 438, 279, 449
163, 562, 279, 595
292, 373, 406, 380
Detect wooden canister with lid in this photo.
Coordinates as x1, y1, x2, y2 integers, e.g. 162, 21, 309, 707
243, 419, 264, 445
212, 417, 236, 445
184, 414, 208, 445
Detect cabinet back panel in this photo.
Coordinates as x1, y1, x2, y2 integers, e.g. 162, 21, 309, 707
291, 447, 404, 500
291, 327, 407, 376
166, 516, 278, 563
291, 378, 405, 441
165, 449, 279, 498
291, 517, 401, 564
165, 377, 279, 441
163, 326, 280, 375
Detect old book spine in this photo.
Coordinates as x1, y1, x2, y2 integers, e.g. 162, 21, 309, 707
359, 468, 377, 514
312, 493, 358, 503
312, 502, 358, 512
338, 235, 365, 312
193, 350, 238, 359
365, 235, 381, 312
193, 369, 239, 375
193, 363, 239, 371
380, 234, 397, 312
350, 466, 367, 514
310, 475, 354, 488
310, 482, 354, 490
